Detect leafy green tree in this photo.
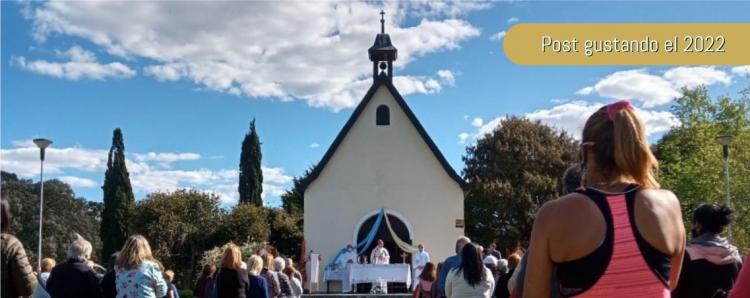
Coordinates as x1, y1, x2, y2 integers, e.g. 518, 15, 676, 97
100, 128, 136, 260
219, 203, 270, 244
655, 87, 750, 252
268, 208, 303, 259
462, 117, 578, 250
133, 189, 224, 286
239, 119, 263, 206
280, 166, 314, 215
1, 171, 102, 264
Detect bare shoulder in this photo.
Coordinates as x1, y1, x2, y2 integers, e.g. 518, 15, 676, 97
637, 188, 681, 212
535, 193, 591, 226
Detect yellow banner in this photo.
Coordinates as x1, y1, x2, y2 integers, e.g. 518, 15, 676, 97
503, 23, 750, 65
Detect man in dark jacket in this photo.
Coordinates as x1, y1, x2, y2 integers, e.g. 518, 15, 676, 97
46, 237, 103, 298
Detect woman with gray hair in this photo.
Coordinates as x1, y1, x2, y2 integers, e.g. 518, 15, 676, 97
272, 257, 293, 298
46, 235, 104, 298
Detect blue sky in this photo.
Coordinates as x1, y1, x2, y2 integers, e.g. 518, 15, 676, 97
3, 1, 750, 206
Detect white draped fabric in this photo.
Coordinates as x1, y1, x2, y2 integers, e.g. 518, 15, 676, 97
350, 264, 411, 288
323, 264, 412, 293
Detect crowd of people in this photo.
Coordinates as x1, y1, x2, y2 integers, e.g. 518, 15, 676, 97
1, 198, 305, 298
1, 99, 749, 298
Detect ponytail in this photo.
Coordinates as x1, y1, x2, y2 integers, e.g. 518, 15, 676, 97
582, 100, 660, 188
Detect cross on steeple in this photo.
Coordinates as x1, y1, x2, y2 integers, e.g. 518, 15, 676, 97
380, 10, 385, 34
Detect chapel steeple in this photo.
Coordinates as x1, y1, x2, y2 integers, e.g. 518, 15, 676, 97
368, 10, 398, 81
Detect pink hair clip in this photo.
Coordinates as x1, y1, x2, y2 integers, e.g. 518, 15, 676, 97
606, 100, 633, 121
581, 141, 595, 147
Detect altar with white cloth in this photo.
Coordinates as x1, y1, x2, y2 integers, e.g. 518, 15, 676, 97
323, 263, 411, 293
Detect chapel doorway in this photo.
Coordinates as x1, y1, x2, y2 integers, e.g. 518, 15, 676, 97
355, 211, 412, 264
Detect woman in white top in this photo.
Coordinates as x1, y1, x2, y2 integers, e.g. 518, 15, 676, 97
446, 243, 495, 298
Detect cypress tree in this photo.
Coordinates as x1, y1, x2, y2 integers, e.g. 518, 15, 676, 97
100, 128, 136, 259
239, 119, 263, 206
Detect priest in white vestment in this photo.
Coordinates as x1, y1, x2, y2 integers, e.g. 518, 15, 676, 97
412, 243, 430, 289
370, 239, 390, 264
369, 239, 390, 293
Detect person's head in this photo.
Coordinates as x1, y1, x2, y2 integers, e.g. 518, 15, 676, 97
581, 100, 659, 188
507, 253, 521, 270
482, 255, 498, 273
220, 243, 243, 270
489, 243, 497, 251
248, 255, 264, 276
117, 235, 154, 269
418, 262, 437, 282
457, 243, 485, 286
436, 262, 443, 276
562, 165, 583, 194
347, 244, 353, 251
283, 266, 296, 279
497, 258, 508, 275
40, 258, 56, 273
68, 236, 93, 261
418, 243, 424, 252
263, 254, 274, 270
286, 257, 294, 268
272, 256, 286, 272
164, 270, 175, 282
455, 236, 471, 254
1, 199, 11, 233
376, 239, 384, 248
693, 203, 733, 236
201, 263, 216, 278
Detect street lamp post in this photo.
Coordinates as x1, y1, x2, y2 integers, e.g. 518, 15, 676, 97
33, 138, 52, 270
716, 134, 734, 241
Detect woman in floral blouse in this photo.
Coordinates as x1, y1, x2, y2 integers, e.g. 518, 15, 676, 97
115, 235, 168, 298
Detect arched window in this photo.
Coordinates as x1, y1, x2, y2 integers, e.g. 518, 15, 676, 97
376, 105, 390, 126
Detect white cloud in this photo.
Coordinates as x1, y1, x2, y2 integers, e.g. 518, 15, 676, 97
310, 143, 321, 148
436, 70, 456, 85
577, 67, 733, 108
731, 65, 750, 77
476, 117, 505, 137
57, 176, 98, 188
26, 1, 483, 111
468, 101, 680, 141
583, 69, 681, 108
393, 76, 442, 95
0, 140, 292, 205
575, 86, 594, 96
0, 143, 108, 176
134, 152, 201, 168
663, 66, 731, 90
489, 31, 506, 41
523, 101, 679, 139
457, 132, 471, 144
13, 46, 135, 80
506, 17, 519, 24
471, 117, 483, 128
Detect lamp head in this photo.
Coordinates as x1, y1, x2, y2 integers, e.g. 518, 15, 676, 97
716, 135, 734, 146
33, 138, 53, 149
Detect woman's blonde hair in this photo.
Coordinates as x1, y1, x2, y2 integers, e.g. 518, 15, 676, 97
40, 258, 56, 272
116, 235, 154, 269
220, 243, 242, 270
248, 255, 264, 276
582, 101, 660, 188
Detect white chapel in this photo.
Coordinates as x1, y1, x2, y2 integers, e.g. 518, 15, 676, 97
302, 14, 466, 283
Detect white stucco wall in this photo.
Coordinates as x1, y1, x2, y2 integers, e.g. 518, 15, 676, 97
304, 85, 464, 281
